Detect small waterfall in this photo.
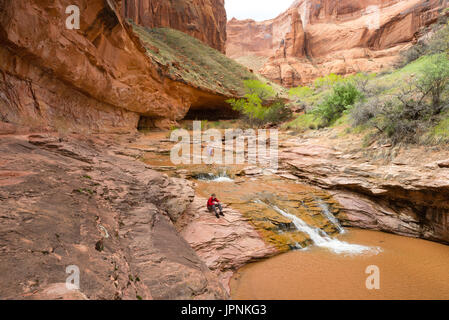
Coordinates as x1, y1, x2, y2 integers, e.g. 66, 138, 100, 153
212, 175, 234, 182
195, 170, 233, 182
257, 200, 381, 255
317, 199, 345, 234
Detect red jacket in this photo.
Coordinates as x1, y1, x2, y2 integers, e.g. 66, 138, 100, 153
207, 197, 219, 207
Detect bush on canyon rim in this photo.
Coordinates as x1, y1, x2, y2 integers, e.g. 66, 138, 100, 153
351, 53, 449, 144
227, 80, 292, 127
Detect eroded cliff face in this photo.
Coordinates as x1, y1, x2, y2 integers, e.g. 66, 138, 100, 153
122, 0, 227, 53
227, 0, 448, 86
0, 0, 232, 133
0, 133, 228, 299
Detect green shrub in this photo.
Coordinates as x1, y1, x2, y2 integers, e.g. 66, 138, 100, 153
243, 79, 276, 100
415, 53, 449, 114
314, 74, 344, 89
227, 80, 292, 127
264, 99, 292, 124
312, 81, 363, 126
350, 86, 432, 143
289, 86, 313, 100
351, 99, 379, 127
400, 42, 429, 66
350, 53, 449, 144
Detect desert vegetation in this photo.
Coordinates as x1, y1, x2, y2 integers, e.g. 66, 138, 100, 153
226, 80, 292, 128
129, 21, 258, 96
285, 19, 449, 145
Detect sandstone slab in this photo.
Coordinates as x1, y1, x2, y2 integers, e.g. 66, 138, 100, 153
179, 197, 278, 293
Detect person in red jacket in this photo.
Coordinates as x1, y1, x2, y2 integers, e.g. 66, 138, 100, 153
207, 193, 224, 218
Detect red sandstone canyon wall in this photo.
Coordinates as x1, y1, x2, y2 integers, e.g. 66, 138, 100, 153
0, 0, 230, 133
227, 0, 448, 87
121, 0, 227, 52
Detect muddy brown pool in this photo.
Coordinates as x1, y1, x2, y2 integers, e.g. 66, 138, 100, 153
230, 229, 449, 300
135, 133, 449, 300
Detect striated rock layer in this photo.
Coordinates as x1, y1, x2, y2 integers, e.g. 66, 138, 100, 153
0, 133, 227, 300
279, 137, 449, 244
0, 0, 232, 133
121, 0, 227, 53
227, 0, 448, 86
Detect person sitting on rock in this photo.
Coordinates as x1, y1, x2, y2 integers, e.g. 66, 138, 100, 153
207, 193, 224, 218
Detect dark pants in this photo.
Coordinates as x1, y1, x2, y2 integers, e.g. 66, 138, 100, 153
208, 203, 223, 216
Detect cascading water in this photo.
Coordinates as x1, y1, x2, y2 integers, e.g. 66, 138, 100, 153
195, 170, 234, 182
316, 199, 345, 234
256, 200, 381, 255
212, 175, 234, 182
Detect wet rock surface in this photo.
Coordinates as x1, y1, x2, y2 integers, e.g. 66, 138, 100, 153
134, 131, 343, 252
279, 132, 449, 243
2, 127, 449, 299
